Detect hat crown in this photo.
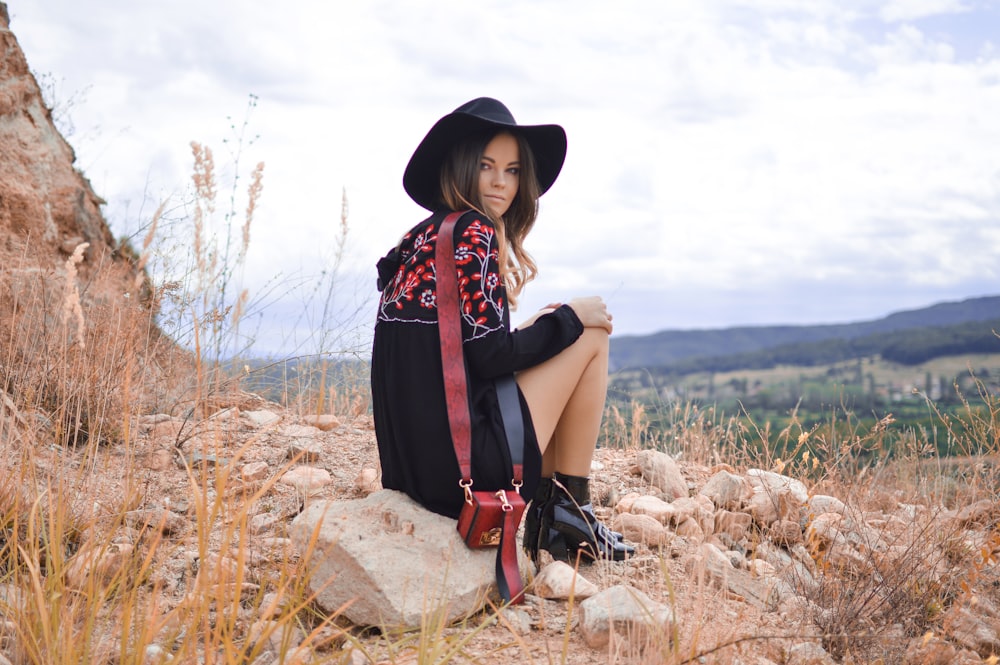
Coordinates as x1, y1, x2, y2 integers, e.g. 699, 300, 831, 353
453, 97, 516, 126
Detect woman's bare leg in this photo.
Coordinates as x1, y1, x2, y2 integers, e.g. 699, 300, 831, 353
516, 327, 609, 475
515, 325, 632, 560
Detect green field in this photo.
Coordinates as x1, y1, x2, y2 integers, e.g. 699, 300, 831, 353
608, 352, 1000, 459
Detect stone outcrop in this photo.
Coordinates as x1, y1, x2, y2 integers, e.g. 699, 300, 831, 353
0, 3, 122, 279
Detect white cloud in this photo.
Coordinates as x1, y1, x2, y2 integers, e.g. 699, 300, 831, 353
8, 0, 1000, 350
880, 0, 970, 23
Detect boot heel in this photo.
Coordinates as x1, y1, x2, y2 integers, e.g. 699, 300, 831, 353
543, 529, 572, 562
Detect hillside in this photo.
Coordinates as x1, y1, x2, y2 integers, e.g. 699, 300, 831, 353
609, 295, 1000, 372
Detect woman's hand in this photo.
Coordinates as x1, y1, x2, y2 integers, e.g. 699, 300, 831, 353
569, 296, 613, 334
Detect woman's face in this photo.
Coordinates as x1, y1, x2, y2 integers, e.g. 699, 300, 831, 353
478, 132, 520, 218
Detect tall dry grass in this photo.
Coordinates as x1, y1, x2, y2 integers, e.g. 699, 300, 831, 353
3, 249, 999, 664
603, 373, 1000, 663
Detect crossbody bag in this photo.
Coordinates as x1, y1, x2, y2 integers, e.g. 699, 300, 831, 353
435, 210, 527, 604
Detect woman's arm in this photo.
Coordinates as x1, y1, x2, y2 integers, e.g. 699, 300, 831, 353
517, 298, 613, 334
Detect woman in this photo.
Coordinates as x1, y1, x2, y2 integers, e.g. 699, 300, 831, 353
372, 97, 632, 563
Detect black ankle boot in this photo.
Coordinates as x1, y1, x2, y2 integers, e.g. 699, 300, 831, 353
545, 472, 635, 562
522, 476, 553, 563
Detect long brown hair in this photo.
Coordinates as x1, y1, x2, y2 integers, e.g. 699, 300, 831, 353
438, 130, 541, 309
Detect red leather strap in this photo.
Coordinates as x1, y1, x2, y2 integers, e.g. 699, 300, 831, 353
435, 211, 473, 483
496, 505, 525, 603
438, 210, 524, 605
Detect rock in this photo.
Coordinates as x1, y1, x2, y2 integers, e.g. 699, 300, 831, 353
746, 470, 808, 525
144, 448, 173, 471
807, 494, 846, 517
0, 583, 25, 609
279, 466, 332, 493
500, 606, 532, 634
746, 469, 809, 504
142, 645, 173, 665
747, 558, 776, 577
65, 542, 133, 589
626, 494, 675, 523
290, 490, 508, 629
746, 487, 780, 527
769, 519, 803, 546
636, 449, 687, 499
247, 619, 305, 655
692, 541, 733, 575
693, 494, 716, 534
250, 512, 282, 535
714, 510, 753, 542
589, 478, 617, 507
689, 543, 781, 611
577, 584, 673, 649
666, 496, 699, 524
611, 512, 672, 548
785, 642, 836, 664
0, 2, 126, 292
280, 424, 322, 438
614, 492, 642, 514
355, 468, 381, 494
532, 561, 599, 599
125, 508, 187, 534
700, 470, 747, 509
245, 410, 282, 427
955, 499, 999, 527
805, 512, 842, 545
675, 517, 704, 541
207, 406, 240, 423
302, 414, 341, 431
180, 451, 228, 470
286, 442, 323, 463
944, 604, 1000, 656
755, 541, 817, 592
252, 538, 295, 561
242, 461, 270, 481
904, 634, 957, 665
339, 645, 369, 665
150, 419, 184, 439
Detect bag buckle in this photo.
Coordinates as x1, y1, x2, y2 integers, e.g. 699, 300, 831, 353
495, 489, 513, 512
460, 479, 474, 505
479, 528, 502, 546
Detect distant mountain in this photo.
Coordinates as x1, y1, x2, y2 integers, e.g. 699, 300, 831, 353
609, 295, 1000, 372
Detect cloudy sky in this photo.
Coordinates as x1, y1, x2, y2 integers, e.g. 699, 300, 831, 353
9, 0, 1000, 356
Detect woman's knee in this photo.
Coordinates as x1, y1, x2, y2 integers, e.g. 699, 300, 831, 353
577, 327, 609, 358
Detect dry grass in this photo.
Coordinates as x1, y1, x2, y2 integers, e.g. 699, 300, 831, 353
3, 262, 1000, 663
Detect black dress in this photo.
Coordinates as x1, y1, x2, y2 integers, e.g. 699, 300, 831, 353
371, 210, 584, 519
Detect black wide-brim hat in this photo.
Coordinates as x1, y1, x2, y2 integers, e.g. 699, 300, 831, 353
403, 97, 567, 211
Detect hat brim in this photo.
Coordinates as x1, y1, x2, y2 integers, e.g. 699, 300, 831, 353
403, 112, 567, 211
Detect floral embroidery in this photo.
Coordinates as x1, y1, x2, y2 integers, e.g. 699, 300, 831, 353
377, 215, 506, 340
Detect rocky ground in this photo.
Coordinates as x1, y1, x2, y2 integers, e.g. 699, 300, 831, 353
6, 388, 999, 665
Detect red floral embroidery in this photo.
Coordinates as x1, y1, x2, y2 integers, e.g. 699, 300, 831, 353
378, 215, 505, 340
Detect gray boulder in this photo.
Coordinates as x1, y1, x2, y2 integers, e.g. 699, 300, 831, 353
290, 490, 504, 629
